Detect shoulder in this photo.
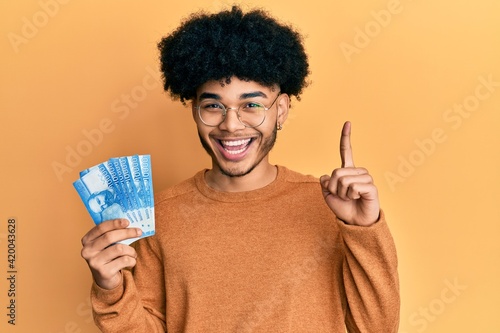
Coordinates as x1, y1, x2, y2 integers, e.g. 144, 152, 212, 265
278, 165, 319, 185
154, 170, 205, 206
276, 165, 323, 199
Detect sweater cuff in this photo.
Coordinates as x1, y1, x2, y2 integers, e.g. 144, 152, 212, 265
91, 273, 126, 306
336, 210, 397, 252
336, 209, 386, 230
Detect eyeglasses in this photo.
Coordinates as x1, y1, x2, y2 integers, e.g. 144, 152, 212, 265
194, 92, 281, 128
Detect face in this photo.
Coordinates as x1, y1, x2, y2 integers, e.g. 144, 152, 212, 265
88, 190, 114, 213
193, 77, 289, 178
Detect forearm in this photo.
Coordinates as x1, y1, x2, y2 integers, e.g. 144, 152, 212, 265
340, 211, 400, 333
91, 269, 166, 332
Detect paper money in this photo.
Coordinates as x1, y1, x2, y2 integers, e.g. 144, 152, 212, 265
73, 154, 155, 245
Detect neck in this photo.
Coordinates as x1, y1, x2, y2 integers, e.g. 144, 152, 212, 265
205, 161, 278, 192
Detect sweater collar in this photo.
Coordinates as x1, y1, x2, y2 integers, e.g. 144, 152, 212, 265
194, 165, 288, 203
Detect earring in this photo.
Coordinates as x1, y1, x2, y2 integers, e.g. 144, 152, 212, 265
277, 122, 282, 130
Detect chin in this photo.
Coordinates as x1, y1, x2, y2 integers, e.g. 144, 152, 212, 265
218, 162, 259, 178
197, 127, 277, 178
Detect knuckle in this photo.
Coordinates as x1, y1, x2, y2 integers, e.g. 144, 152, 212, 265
331, 168, 342, 177
338, 176, 349, 188
115, 244, 125, 254
320, 176, 329, 186
101, 232, 115, 246
87, 257, 98, 269
358, 167, 368, 174
327, 179, 337, 191
94, 223, 106, 236
350, 182, 360, 192
125, 256, 137, 267
115, 244, 129, 256
113, 218, 124, 227
80, 247, 90, 260
122, 256, 132, 265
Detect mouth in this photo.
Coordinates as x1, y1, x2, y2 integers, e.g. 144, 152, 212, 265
215, 137, 255, 159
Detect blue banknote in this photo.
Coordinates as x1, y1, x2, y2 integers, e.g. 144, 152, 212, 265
76, 161, 136, 224
118, 157, 144, 222
73, 165, 127, 224
129, 155, 155, 237
108, 158, 140, 223
129, 155, 149, 217
73, 154, 155, 244
129, 155, 154, 221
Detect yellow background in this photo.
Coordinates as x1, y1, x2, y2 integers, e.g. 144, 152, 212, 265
1, 0, 499, 332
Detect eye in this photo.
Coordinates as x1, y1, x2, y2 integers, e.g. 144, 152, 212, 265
200, 102, 224, 112
243, 102, 264, 109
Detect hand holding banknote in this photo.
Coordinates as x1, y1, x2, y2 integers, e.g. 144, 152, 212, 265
81, 219, 141, 290
75, 154, 155, 289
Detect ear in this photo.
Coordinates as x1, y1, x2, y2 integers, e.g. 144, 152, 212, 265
276, 93, 290, 128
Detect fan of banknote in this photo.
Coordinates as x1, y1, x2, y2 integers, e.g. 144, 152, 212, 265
73, 154, 155, 245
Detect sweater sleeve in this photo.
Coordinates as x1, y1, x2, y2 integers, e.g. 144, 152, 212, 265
90, 236, 166, 332
338, 210, 400, 333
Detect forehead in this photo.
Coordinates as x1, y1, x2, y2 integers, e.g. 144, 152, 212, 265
196, 77, 277, 100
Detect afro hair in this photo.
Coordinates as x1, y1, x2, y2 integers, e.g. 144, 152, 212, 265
157, 5, 310, 103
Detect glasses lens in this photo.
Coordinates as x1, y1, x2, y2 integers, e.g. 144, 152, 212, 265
197, 101, 268, 127
199, 101, 224, 126
239, 102, 266, 127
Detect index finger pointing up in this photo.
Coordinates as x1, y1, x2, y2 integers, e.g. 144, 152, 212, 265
340, 121, 355, 168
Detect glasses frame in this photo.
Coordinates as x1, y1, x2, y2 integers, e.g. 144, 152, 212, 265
194, 92, 281, 128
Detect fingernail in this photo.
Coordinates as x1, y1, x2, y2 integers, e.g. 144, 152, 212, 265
136, 229, 142, 236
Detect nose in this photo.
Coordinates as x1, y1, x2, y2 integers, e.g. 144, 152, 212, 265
218, 107, 245, 132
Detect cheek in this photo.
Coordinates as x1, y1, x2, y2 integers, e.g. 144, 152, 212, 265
195, 123, 211, 138
258, 121, 277, 138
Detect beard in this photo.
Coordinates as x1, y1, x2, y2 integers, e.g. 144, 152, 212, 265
198, 127, 277, 178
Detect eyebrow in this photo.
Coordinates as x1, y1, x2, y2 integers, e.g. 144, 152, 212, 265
198, 92, 220, 100
198, 91, 268, 101
240, 91, 268, 99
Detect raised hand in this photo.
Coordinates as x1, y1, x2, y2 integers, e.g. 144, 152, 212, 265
81, 219, 142, 290
319, 121, 380, 226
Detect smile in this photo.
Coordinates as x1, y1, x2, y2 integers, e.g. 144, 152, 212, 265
217, 138, 254, 157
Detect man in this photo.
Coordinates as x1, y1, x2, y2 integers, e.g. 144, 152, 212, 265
81, 6, 399, 332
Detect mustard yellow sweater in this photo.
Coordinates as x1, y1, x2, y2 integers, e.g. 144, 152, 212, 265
91, 166, 399, 332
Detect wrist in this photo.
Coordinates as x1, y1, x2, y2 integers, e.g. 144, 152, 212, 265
94, 271, 123, 290
338, 211, 381, 227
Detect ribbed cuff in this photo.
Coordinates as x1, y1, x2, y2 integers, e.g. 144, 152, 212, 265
91, 273, 126, 306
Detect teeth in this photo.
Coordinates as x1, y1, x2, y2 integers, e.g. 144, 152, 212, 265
226, 147, 247, 155
219, 138, 252, 155
221, 139, 251, 147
